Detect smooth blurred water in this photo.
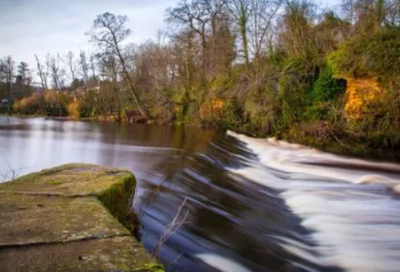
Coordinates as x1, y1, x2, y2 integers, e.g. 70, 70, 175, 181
1, 117, 400, 272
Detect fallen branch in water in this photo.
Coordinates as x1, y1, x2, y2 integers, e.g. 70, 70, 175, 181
151, 197, 189, 258
0, 147, 15, 181
0, 147, 33, 182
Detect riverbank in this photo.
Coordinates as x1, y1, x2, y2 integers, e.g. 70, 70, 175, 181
0, 114, 170, 125
2, 114, 399, 161
0, 163, 164, 272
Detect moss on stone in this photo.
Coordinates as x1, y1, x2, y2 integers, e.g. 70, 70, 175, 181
45, 180, 63, 185
137, 263, 165, 272
98, 173, 139, 236
0, 163, 133, 197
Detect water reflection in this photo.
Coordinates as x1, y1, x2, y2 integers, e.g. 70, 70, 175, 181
0, 117, 207, 181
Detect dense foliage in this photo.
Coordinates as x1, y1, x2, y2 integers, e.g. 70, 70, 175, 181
1, 0, 400, 159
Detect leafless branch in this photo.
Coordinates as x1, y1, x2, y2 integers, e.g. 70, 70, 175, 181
151, 197, 190, 258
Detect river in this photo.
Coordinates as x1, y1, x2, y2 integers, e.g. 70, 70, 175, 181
1, 116, 400, 272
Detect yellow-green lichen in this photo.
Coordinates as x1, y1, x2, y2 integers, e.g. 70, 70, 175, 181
136, 263, 165, 272
45, 180, 63, 185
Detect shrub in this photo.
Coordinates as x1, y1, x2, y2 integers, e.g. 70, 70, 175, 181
305, 64, 346, 121
67, 100, 80, 119
329, 28, 400, 78
13, 93, 41, 115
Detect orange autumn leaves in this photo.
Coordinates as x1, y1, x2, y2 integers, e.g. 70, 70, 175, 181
343, 77, 386, 119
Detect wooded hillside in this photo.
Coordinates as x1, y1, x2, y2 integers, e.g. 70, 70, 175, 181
2, 0, 400, 159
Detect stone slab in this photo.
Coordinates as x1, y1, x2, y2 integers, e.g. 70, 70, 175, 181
0, 164, 163, 272
0, 164, 132, 197
0, 194, 130, 246
0, 236, 162, 272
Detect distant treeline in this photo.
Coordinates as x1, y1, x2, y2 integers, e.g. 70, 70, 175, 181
1, 0, 400, 159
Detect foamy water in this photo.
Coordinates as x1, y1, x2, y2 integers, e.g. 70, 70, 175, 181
196, 254, 252, 272
228, 130, 400, 272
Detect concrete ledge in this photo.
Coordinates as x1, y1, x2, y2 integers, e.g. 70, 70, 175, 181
0, 164, 164, 272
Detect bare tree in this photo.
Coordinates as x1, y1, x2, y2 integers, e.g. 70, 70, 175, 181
201, 0, 236, 75
47, 54, 66, 91
34, 55, 48, 114
45, 54, 66, 116
167, 0, 209, 51
203, 0, 228, 36
35, 54, 48, 90
88, 12, 147, 118
79, 51, 90, 84
227, 0, 252, 66
167, 0, 211, 81
249, 0, 282, 59
66, 51, 79, 97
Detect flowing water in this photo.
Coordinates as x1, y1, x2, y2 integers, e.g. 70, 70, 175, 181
1, 117, 400, 272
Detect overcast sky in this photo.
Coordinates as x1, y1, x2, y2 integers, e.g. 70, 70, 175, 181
0, 0, 339, 83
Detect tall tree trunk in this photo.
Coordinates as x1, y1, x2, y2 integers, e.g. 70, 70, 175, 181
111, 32, 147, 119
35, 55, 48, 90
239, 2, 250, 67
200, 27, 208, 79
376, 0, 384, 28
120, 58, 147, 118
